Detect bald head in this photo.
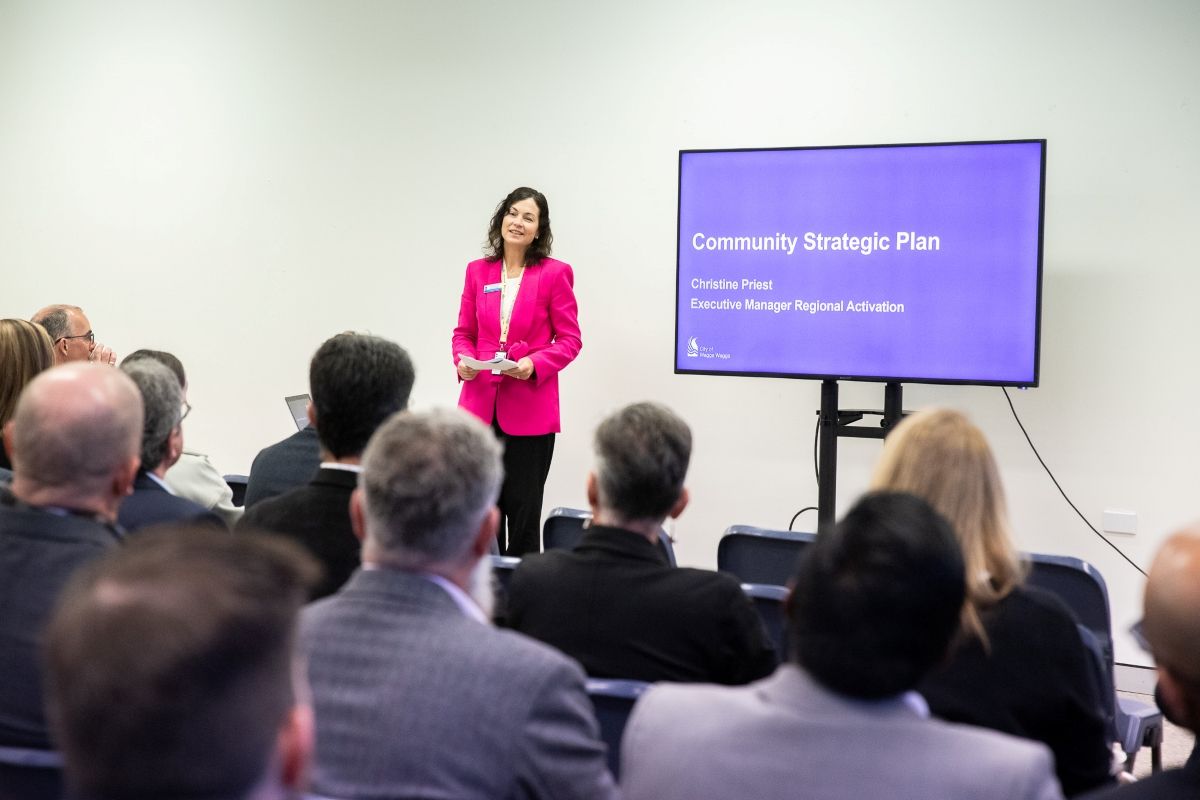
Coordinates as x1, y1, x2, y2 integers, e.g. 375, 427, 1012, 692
5, 363, 143, 516
1145, 529, 1200, 681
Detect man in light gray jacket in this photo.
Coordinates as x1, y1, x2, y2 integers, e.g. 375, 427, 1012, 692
621, 492, 1064, 800
302, 408, 618, 800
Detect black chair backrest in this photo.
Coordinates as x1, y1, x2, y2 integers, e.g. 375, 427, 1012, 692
741, 583, 789, 661
0, 747, 64, 800
542, 507, 591, 552
542, 507, 676, 566
1023, 553, 1114, 663
489, 555, 521, 626
585, 679, 651, 779
1024, 553, 1119, 742
223, 474, 249, 507
717, 526, 815, 585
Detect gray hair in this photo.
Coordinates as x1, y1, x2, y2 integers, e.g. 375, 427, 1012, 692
30, 304, 81, 342
11, 364, 143, 496
594, 402, 692, 524
360, 408, 502, 569
120, 359, 182, 471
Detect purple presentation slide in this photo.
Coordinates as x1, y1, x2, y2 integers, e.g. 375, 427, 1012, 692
675, 141, 1045, 385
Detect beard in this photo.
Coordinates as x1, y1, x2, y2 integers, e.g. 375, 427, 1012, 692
467, 554, 496, 622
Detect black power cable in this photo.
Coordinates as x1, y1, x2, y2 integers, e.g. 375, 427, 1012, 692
1002, 387, 1146, 577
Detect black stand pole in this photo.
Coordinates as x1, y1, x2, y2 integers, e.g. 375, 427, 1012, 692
815, 380, 907, 532
817, 380, 840, 532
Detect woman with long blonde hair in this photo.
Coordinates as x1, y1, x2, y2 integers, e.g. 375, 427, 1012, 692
871, 408, 1113, 796
0, 319, 55, 474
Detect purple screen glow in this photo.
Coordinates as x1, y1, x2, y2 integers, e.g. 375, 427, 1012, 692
675, 141, 1045, 385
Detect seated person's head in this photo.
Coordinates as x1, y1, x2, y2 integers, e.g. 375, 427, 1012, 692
870, 407, 1022, 636
0, 318, 54, 433
120, 359, 184, 475
589, 402, 691, 529
309, 333, 415, 460
1142, 528, 1200, 732
788, 491, 966, 699
4, 363, 142, 518
43, 527, 319, 800
354, 407, 501, 610
31, 304, 94, 364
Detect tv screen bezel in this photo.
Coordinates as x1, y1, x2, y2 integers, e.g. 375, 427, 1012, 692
673, 138, 1046, 388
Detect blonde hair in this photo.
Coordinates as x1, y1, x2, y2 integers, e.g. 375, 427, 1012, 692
0, 318, 55, 428
869, 407, 1025, 640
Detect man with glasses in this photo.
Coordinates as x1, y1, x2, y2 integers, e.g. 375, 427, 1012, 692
116, 359, 224, 533
30, 304, 117, 366
1086, 531, 1200, 799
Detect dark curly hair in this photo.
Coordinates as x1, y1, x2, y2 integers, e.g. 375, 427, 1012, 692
483, 186, 553, 265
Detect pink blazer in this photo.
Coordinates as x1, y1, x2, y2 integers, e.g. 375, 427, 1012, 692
452, 257, 582, 436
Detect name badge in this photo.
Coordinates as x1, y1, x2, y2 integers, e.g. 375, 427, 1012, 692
483, 282, 502, 294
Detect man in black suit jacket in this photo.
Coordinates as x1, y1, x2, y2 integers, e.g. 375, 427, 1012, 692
507, 402, 777, 684
116, 360, 224, 533
1085, 529, 1200, 800
238, 334, 414, 599
0, 363, 141, 760
244, 426, 321, 508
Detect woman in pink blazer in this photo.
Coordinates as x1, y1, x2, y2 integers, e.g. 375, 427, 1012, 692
452, 187, 582, 556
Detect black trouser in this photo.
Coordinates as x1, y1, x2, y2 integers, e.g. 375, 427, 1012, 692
492, 417, 555, 557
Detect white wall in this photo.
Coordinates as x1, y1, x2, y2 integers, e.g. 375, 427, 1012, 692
2, 0, 1197, 666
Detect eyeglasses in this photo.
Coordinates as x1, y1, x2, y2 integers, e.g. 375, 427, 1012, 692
56, 330, 95, 345
1129, 619, 1150, 653
179, 401, 192, 423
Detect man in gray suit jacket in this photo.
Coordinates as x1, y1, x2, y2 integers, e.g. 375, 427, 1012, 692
621, 492, 1064, 800
302, 408, 618, 800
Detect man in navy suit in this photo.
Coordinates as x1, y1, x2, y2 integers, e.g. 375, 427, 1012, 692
116, 359, 223, 533
239, 333, 415, 598
0, 364, 141, 779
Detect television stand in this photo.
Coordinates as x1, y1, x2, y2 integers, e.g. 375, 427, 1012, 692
816, 380, 908, 530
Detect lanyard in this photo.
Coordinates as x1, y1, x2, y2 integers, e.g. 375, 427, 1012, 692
499, 260, 523, 346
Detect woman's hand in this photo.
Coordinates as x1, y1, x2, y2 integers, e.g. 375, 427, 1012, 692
502, 357, 535, 381
457, 356, 479, 381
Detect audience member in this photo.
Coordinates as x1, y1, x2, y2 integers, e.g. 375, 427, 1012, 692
122, 349, 243, 526
620, 492, 1063, 800
302, 408, 617, 800
244, 425, 321, 508
0, 319, 54, 477
0, 364, 141, 758
239, 333, 414, 599
1084, 528, 1200, 799
506, 401, 777, 683
30, 304, 117, 366
116, 359, 224, 532
871, 408, 1113, 794
43, 527, 318, 800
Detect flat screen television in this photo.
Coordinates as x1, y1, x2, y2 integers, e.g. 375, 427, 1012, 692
674, 140, 1045, 386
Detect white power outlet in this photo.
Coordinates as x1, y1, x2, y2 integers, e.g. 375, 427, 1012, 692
1102, 510, 1137, 536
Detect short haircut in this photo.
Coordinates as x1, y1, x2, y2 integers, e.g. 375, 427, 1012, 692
11, 364, 143, 495
484, 186, 553, 265
120, 359, 183, 471
361, 407, 502, 568
122, 349, 186, 388
309, 333, 415, 459
788, 491, 966, 699
593, 402, 692, 523
30, 304, 81, 342
44, 527, 319, 800
0, 318, 54, 427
